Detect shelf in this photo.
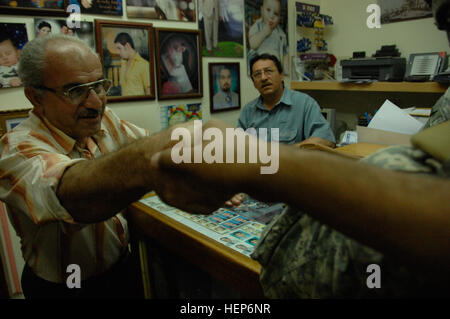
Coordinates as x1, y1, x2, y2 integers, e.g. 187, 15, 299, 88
291, 81, 448, 93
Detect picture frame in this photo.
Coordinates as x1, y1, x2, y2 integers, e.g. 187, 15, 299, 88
95, 20, 155, 102
378, 0, 432, 24
198, 0, 244, 57
126, 0, 196, 22
34, 18, 96, 51
70, 0, 123, 16
244, 0, 289, 75
208, 63, 241, 113
0, 23, 29, 90
0, 109, 31, 137
155, 28, 203, 100
0, 0, 68, 16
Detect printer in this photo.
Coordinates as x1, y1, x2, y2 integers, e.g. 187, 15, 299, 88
341, 57, 406, 81
340, 45, 406, 82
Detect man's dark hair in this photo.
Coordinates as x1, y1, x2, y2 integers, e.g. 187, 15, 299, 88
114, 32, 135, 49
249, 53, 283, 75
38, 21, 51, 30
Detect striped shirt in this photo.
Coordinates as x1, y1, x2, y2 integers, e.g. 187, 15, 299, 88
0, 107, 148, 283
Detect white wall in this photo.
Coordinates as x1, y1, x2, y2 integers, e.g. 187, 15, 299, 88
320, 0, 448, 61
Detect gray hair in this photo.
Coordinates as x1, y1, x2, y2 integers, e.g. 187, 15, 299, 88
18, 34, 97, 89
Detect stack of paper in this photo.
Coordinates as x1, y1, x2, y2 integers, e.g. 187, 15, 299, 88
368, 100, 425, 135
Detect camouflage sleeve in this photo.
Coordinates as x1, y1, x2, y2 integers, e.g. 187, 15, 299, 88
251, 143, 447, 298
251, 206, 384, 298
362, 144, 446, 177
423, 87, 450, 129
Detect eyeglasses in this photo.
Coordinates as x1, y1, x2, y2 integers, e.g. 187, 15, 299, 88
37, 79, 111, 103
251, 68, 276, 80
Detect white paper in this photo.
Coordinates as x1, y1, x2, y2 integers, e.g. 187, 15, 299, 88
368, 100, 424, 135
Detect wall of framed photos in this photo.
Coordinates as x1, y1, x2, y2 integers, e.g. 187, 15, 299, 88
1, 1, 447, 133
0, 0, 302, 132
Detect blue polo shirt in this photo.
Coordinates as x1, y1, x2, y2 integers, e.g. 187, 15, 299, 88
237, 88, 335, 144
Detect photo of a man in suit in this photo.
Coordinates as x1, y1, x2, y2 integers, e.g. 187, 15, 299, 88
212, 64, 240, 111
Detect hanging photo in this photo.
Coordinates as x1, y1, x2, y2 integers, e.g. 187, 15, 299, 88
0, 109, 31, 137
95, 20, 155, 101
209, 63, 241, 113
198, 0, 244, 57
34, 18, 96, 51
126, 0, 196, 22
155, 28, 203, 100
244, 0, 289, 75
378, 0, 432, 24
0, 23, 29, 89
0, 0, 67, 16
69, 0, 123, 16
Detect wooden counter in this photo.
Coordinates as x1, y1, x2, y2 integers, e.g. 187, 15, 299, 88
128, 198, 264, 298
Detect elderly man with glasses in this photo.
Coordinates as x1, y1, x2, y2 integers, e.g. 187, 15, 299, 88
0, 35, 188, 298
238, 54, 335, 148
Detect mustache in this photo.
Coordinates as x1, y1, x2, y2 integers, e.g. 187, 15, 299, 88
78, 108, 103, 118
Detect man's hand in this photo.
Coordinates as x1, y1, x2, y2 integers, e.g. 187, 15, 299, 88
149, 120, 261, 214
225, 193, 245, 207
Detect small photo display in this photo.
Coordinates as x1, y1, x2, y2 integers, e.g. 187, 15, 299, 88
209, 62, 241, 113
34, 18, 95, 50
0, 23, 28, 89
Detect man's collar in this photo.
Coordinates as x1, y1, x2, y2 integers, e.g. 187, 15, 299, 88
256, 86, 291, 111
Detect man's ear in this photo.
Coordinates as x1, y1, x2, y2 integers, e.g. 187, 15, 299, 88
24, 87, 44, 112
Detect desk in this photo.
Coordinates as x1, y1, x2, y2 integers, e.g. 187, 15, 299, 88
336, 142, 389, 158
128, 142, 388, 298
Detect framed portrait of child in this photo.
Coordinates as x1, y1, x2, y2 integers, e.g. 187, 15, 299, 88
244, 0, 289, 75
0, 23, 29, 89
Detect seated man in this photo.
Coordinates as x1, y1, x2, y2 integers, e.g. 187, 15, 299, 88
238, 53, 335, 147
0, 34, 194, 299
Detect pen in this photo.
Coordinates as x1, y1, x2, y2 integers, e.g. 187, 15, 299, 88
365, 112, 371, 123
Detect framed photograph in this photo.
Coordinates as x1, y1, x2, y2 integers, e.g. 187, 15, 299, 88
0, 23, 29, 89
245, 0, 289, 75
95, 20, 155, 102
209, 63, 241, 113
34, 18, 96, 50
0, 0, 68, 16
378, 0, 432, 24
198, 0, 244, 57
0, 109, 31, 137
155, 28, 202, 100
69, 0, 123, 16
126, 0, 196, 22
